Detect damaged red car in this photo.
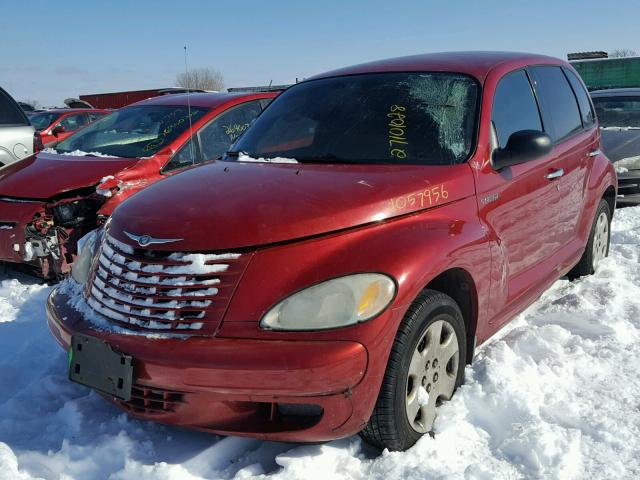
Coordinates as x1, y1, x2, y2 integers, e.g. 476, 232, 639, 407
29, 108, 110, 146
0, 92, 276, 279
47, 52, 616, 451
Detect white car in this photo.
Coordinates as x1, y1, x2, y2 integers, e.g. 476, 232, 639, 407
0, 87, 35, 167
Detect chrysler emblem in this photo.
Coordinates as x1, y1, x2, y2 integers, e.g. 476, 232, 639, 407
124, 231, 183, 247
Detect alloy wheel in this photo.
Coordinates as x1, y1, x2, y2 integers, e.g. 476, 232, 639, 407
405, 319, 459, 433
592, 211, 609, 269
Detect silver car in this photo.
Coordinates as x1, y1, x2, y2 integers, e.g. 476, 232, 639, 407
0, 87, 35, 167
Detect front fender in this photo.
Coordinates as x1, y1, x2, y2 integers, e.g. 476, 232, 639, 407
221, 195, 489, 342
218, 195, 488, 427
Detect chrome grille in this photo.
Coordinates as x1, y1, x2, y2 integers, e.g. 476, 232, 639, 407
86, 234, 244, 333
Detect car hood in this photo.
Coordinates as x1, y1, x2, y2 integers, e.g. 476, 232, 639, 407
109, 160, 475, 251
0, 152, 140, 199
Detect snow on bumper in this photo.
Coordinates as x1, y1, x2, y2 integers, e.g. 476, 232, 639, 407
46, 286, 370, 441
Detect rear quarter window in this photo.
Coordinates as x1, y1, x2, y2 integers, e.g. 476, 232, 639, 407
529, 66, 583, 142
563, 68, 595, 128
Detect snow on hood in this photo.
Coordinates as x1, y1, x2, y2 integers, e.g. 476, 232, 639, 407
42, 147, 118, 158
601, 126, 640, 131
614, 154, 640, 171
1, 207, 640, 477
237, 152, 298, 164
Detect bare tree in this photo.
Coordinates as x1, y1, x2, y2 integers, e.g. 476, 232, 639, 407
175, 68, 224, 91
609, 49, 638, 58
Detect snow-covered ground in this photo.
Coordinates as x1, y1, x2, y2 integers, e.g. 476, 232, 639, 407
1, 207, 640, 480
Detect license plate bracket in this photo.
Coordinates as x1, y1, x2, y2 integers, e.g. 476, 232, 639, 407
69, 333, 133, 401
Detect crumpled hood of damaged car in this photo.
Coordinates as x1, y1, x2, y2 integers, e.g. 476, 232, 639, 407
109, 160, 475, 251
0, 152, 139, 199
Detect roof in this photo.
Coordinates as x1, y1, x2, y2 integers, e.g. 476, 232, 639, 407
309, 51, 564, 83
590, 87, 640, 97
131, 91, 276, 109
79, 87, 208, 98
31, 108, 107, 114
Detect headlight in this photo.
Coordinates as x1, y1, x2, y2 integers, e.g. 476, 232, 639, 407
71, 228, 102, 284
260, 273, 396, 331
52, 199, 100, 227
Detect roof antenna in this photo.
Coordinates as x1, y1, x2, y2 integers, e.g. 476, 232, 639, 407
183, 45, 195, 165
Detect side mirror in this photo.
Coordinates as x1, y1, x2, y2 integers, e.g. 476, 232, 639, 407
52, 124, 65, 136
492, 130, 552, 170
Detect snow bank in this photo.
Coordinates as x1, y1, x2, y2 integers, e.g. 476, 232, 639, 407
1, 207, 640, 479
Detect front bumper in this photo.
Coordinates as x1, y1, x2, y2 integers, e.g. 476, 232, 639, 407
0, 199, 41, 263
47, 287, 377, 442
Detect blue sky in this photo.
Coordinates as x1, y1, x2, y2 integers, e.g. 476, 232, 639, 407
2, 0, 638, 106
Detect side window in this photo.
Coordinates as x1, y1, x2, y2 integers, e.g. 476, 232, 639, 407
563, 68, 595, 128
198, 101, 263, 161
60, 113, 89, 131
163, 137, 201, 173
529, 66, 582, 142
492, 70, 543, 148
88, 112, 107, 122
0, 90, 29, 126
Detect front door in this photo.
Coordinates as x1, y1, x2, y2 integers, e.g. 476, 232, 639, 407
474, 69, 564, 322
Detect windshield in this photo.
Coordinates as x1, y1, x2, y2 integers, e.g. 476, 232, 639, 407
229, 72, 479, 165
30, 112, 60, 130
55, 105, 208, 157
593, 97, 640, 128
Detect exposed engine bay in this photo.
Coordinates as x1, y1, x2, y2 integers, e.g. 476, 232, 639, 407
21, 187, 107, 279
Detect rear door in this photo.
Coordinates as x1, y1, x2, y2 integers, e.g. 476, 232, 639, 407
528, 66, 595, 251
0, 88, 34, 166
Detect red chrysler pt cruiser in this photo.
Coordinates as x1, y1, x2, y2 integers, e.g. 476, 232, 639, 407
47, 52, 616, 451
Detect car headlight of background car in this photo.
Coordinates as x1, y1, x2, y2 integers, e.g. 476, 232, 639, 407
71, 227, 104, 284
260, 273, 396, 331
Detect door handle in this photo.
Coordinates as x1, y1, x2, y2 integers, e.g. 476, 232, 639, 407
587, 149, 601, 157
545, 168, 564, 180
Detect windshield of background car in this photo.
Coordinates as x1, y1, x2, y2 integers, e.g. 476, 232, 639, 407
593, 97, 640, 128
55, 105, 208, 157
229, 72, 479, 165
29, 112, 60, 130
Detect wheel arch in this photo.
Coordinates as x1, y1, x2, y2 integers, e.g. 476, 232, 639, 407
422, 267, 478, 364
602, 184, 616, 216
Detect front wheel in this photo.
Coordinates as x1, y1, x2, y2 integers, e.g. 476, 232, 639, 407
360, 290, 466, 451
568, 199, 611, 279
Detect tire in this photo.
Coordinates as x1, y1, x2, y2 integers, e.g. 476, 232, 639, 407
568, 199, 611, 279
360, 289, 467, 451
